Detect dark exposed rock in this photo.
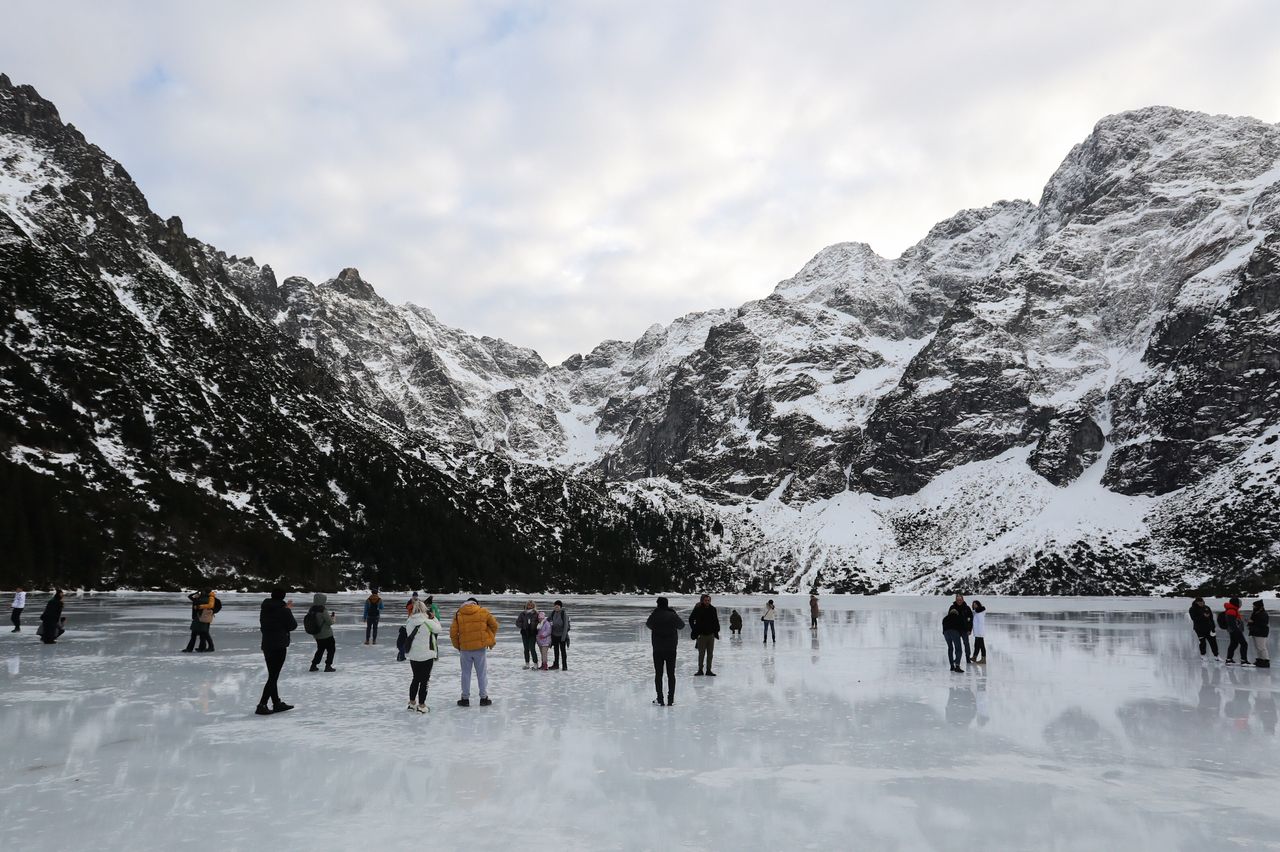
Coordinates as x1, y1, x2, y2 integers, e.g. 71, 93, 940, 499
1029, 406, 1104, 486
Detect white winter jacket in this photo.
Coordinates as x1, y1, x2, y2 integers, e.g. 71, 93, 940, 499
12, 592, 26, 609
972, 610, 986, 638
405, 613, 442, 662
762, 606, 776, 622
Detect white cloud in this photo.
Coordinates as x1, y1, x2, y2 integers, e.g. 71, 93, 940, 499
4, 0, 1278, 362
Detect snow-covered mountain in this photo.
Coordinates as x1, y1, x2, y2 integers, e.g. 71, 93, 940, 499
2, 73, 1277, 593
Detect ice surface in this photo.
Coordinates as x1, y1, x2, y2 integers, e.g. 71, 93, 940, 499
2, 594, 1279, 851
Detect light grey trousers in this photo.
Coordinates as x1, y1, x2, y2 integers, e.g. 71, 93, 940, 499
460, 649, 489, 698
1253, 636, 1270, 662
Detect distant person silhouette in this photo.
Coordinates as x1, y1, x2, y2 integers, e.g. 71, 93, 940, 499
256, 588, 297, 715
646, 597, 684, 706
690, 594, 720, 676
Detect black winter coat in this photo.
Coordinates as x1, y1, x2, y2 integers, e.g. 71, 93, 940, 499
942, 607, 964, 633
689, 604, 720, 639
957, 602, 974, 632
1250, 608, 1270, 638
1189, 603, 1215, 637
260, 599, 298, 651
41, 596, 63, 628
646, 606, 685, 653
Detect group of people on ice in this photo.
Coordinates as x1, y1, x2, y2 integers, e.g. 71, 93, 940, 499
942, 595, 987, 673
1188, 596, 1270, 667
6, 587, 65, 644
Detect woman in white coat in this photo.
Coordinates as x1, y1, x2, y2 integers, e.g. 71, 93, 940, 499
762, 599, 777, 644
405, 600, 443, 713
970, 600, 987, 664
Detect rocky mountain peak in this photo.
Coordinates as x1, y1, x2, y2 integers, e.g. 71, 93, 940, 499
325, 267, 378, 300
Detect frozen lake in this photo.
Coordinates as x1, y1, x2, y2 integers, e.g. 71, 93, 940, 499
2, 594, 1278, 850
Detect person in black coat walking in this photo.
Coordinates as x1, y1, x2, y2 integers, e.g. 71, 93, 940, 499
689, 594, 721, 676
1249, 601, 1270, 668
1188, 597, 1218, 659
257, 588, 298, 715
39, 590, 64, 644
943, 603, 965, 672
646, 597, 685, 706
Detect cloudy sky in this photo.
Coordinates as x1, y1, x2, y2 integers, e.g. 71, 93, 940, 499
4, 1, 1278, 361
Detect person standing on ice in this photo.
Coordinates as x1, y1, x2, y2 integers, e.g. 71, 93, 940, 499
516, 600, 539, 669
690, 594, 720, 676
954, 595, 975, 663
970, 600, 987, 663
809, 593, 820, 630
646, 596, 684, 706
762, 599, 777, 644
38, 590, 64, 644
449, 597, 498, 707
10, 588, 25, 632
943, 602, 965, 673
363, 587, 384, 645
256, 588, 298, 715
1188, 597, 1219, 659
307, 593, 337, 672
550, 600, 571, 671
1221, 598, 1251, 666
405, 591, 420, 616
404, 599, 442, 712
182, 590, 217, 653
536, 610, 552, 669
1248, 600, 1270, 669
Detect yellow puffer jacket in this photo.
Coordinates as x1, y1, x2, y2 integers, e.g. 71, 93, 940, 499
450, 602, 499, 651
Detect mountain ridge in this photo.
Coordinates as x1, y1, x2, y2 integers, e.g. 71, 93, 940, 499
2, 72, 1278, 594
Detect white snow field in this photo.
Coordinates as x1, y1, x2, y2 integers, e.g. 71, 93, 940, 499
2, 594, 1279, 851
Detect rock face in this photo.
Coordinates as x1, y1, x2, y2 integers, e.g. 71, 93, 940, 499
0, 75, 733, 592
2, 74, 1278, 594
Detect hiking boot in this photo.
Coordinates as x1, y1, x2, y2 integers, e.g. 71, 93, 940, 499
479, 697, 492, 707
706, 671, 717, 677
324, 665, 336, 672
255, 704, 273, 716
457, 698, 471, 707
309, 664, 320, 672
272, 702, 294, 713
695, 670, 704, 676
550, 663, 560, 670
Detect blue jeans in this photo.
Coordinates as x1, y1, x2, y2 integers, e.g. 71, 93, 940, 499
763, 620, 776, 642
944, 630, 963, 668
460, 649, 489, 698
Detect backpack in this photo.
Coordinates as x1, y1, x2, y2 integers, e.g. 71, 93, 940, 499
396, 624, 421, 661
303, 606, 322, 635
212, 597, 223, 614
1217, 611, 1232, 630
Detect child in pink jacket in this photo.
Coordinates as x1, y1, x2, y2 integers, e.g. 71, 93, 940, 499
536, 611, 552, 670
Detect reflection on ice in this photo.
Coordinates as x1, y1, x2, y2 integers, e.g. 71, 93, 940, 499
2, 595, 1279, 850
